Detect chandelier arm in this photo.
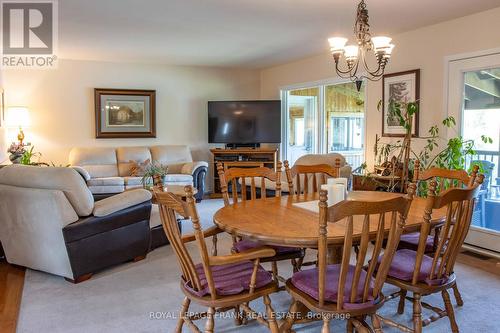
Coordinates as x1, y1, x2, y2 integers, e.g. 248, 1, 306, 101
361, 52, 384, 76
334, 58, 360, 75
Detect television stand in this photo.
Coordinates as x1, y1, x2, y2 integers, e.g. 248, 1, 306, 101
210, 147, 278, 197
225, 143, 260, 149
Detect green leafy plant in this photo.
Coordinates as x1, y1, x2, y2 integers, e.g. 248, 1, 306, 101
372, 100, 492, 193
141, 162, 169, 188
20, 146, 42, 165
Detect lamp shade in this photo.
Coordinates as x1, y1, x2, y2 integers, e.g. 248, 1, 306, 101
6, 107, 30, 127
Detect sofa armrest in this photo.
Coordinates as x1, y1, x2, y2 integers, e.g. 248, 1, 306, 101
180, 161, 208, 202
71, 166, 91, 181
93, 189, 152, 217
181, 161, 209, 175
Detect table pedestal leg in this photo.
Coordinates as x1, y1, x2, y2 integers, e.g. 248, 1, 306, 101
327, 245, 343, 264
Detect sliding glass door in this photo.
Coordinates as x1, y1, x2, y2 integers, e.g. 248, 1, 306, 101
447, 52, 500, 254
284, 87, 319, 166
282, 81, 366, 168
325, 82, 365, 168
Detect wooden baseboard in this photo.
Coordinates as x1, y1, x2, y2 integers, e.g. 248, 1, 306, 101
0, 261, 25, 333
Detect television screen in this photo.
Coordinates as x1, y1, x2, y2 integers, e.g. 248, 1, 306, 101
208, 100, 281, 144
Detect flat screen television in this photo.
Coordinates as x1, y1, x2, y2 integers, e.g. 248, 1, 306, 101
208, 100, 281, 144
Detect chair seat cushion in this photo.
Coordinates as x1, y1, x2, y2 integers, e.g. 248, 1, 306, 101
185, 261, 273, 297
233, 239, 302, 255
384, 249, 447, 285
399, 232, 435, 252
291, 264, 375, 310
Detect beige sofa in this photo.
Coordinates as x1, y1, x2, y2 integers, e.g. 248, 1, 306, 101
69, 145, 208, 201
0, 165, 152, 282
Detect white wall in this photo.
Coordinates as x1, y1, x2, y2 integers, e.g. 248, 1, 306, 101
1, 59, 260, 166
260, 7, 500, 169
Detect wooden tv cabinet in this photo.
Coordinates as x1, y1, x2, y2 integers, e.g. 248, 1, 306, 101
210, 148, 278, 196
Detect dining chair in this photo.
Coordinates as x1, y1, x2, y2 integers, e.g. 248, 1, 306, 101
154, 186, 280, 333
284, 159, 342, 195
398, 160, 479, 306
380, 175, 484, 333
284, 159, 342, 269
217, 162, 305, 282
282, 184, 416, 333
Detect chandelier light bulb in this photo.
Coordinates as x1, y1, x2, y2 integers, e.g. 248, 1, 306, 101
371, 36, 392, 51
344, 45, 359, 60
383, 44, 395, 58
328, 37, 348, 54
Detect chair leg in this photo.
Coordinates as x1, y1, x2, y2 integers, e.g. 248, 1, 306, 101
280, 299, 300, 333
234, 305, 243, 326
321, 314, 331, 333
412, 293, 422, 333
452, 283, 464, 306
371, 314, 383, 333
442, 289, 459, 333
398, 289, 407, 314
204, 307, 215, 333
351, 317, 370, 333
346, 319, 354, 333
271, 261, 279, 282
263, 295, 279, 333
175, 297, 190, 333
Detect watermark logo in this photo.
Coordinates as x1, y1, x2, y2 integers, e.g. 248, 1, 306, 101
1, 0, 58, 68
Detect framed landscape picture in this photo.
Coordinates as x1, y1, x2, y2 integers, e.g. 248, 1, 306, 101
95, 88, 156, 138
382, 69, 420, 137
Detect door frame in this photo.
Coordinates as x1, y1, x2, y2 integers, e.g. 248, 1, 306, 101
444, 48, 500, 257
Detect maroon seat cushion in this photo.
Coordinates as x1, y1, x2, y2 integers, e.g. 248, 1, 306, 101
398, 232, 435, 252
185, 261, 273, 297
233, 239, 302, 255
290, 264, 375, 310
384, 249, 447, 285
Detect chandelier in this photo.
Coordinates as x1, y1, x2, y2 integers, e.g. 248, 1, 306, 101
328, 0, 394, 90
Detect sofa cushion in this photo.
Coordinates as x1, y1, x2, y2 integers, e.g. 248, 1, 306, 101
88, 185, 124, 194
150, 145, 192, 173
0, 165, 94, 217
124, 176, 145, 186
87, 177, 125, 187
93, 189, 152, 217
69, 147, 118, 178
164, 174, 193, 185
116, 147, 152, 177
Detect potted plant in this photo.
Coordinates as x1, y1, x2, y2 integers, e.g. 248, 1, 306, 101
7, 142, 27, 164
141, 162, 169, 189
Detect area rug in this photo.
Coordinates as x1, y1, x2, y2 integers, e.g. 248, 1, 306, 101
17, 199, 500, 332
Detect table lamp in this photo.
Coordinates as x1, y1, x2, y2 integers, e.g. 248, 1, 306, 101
6, 106, 30, 145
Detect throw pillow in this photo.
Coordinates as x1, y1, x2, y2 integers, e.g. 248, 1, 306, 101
130, 159, 150, 177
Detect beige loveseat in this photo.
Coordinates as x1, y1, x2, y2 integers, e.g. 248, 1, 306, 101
69, 145, 208, 202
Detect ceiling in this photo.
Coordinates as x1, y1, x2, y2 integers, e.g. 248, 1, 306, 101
59, 0, 500, 69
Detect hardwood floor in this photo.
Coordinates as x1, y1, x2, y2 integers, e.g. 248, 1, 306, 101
0, 251, 497, 333
0, 260, 25, 333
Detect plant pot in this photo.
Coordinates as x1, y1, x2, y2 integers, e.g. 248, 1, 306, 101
9, 154, 22, 164
152, 174, 166, 187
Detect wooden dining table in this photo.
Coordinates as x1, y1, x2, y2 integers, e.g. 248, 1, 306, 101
213, 191, 447, 264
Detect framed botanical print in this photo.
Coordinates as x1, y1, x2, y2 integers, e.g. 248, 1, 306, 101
382, 69, 420, 137
94, 88, 156, 138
